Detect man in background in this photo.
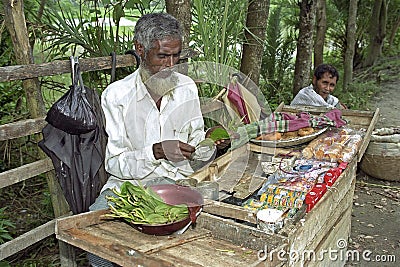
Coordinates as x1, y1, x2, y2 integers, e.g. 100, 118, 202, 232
291, 64, 346, 109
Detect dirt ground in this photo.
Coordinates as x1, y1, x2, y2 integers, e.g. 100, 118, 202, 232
345, 81, 400, 266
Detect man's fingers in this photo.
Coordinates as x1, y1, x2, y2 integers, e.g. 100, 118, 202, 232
153, 140, 195, 161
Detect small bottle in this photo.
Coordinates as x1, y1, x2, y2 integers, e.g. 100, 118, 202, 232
209, 163, 219, 181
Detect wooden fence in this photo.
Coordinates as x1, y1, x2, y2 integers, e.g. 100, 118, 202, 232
0, 52, 224, 265
0, 54, 140, 265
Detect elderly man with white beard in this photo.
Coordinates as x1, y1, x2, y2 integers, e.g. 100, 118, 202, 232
87, 12, 228, 267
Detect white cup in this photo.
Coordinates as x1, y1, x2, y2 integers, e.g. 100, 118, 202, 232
256, 209, 284, 234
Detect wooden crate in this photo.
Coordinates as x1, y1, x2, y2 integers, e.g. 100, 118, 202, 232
55, 158, 355, 267
55, 106, 378, 266
56, 208, 289, 266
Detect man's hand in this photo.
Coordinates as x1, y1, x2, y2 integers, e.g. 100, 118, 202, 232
335, 101, 348, 109
206, 126, 239, 150
153, 140, 195, 162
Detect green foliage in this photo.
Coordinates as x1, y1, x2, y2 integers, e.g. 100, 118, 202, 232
260, 5, 297, 108
37, 1, 134, 59
31, 0, 161, 91
0, 24, 13, 66
0, 82, 28, 124
336, 81, 378, 110
0, 18, 27, 124
0, 261, 11, 266
190, 0, 248, 103
191, 0, 246, 69
191, 0, 247, 101
0, 207, 15, 244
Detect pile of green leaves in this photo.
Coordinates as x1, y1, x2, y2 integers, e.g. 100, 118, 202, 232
105, 182, 189, 225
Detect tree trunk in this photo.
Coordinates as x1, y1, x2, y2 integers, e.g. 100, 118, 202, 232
388, 15, 400, 48
314, 0, 326, 68
293, 0, 316, 96
363, 0, 388, 67
240, 0, 270, 87
3, 0, 46, 118
166, 0, 192, 49
343, 0, 358, 90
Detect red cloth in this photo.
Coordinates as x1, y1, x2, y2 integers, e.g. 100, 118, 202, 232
227, 82, 250, 124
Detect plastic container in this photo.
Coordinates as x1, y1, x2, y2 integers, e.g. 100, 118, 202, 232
195, 181, 219, 200
256, 209, 284, 234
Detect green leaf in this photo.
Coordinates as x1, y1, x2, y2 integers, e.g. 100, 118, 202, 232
112, 3, 125, 24
209, 128, 230, 141
196, 138, 215, 149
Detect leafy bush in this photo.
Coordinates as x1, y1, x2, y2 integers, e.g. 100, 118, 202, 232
0, 207, 15, 244
336, 81, 379, 110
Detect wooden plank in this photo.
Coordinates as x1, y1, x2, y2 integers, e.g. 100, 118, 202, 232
308, 192, 353, 252
56, 210, 272, 266
276, 105, 333, 115
143, 232, 212, 254
59, 241, 77, 267
249, 143, 302, 157
59, 227, 172, 267
191, 144, 249, 182
0, 158, 54, 189
305, 206, 352, 267
0, 48, 196, 82
56, 210, 109, 232
0, 117, 46, 141
203, 200, 258, 224
197, 212, 288, 252
90, 219, 212, 254
150, 234, 264, 267
357, 107, 379, 162
342, 115, 373, 127
0, 219, 56, 260
279, 105, 375, 117
0, 55, 136, 82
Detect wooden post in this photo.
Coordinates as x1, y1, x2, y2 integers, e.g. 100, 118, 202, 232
2, 0, 75, 265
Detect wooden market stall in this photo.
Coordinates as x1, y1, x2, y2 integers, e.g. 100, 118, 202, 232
55, 105, 379, 267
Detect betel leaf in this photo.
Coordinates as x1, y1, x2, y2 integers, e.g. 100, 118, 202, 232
209, 128, 230, 141
196, 138, 215, 149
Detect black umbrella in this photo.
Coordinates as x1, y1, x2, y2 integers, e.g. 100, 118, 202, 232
39, 84, 109, 214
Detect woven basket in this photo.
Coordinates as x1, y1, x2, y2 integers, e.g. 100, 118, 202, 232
360, 127, 400, 181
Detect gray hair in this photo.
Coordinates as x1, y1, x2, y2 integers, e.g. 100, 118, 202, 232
134, 13, 182, 52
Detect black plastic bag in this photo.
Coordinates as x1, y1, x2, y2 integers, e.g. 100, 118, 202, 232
46, 57, 96, 135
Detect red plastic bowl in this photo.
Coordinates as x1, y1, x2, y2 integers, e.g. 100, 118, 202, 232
130, 184, 204, 236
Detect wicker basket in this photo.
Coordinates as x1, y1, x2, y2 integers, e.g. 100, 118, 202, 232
360, 127, 400, 181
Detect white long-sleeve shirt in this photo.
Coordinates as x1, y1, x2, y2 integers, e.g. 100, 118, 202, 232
100, 69, 208, 192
